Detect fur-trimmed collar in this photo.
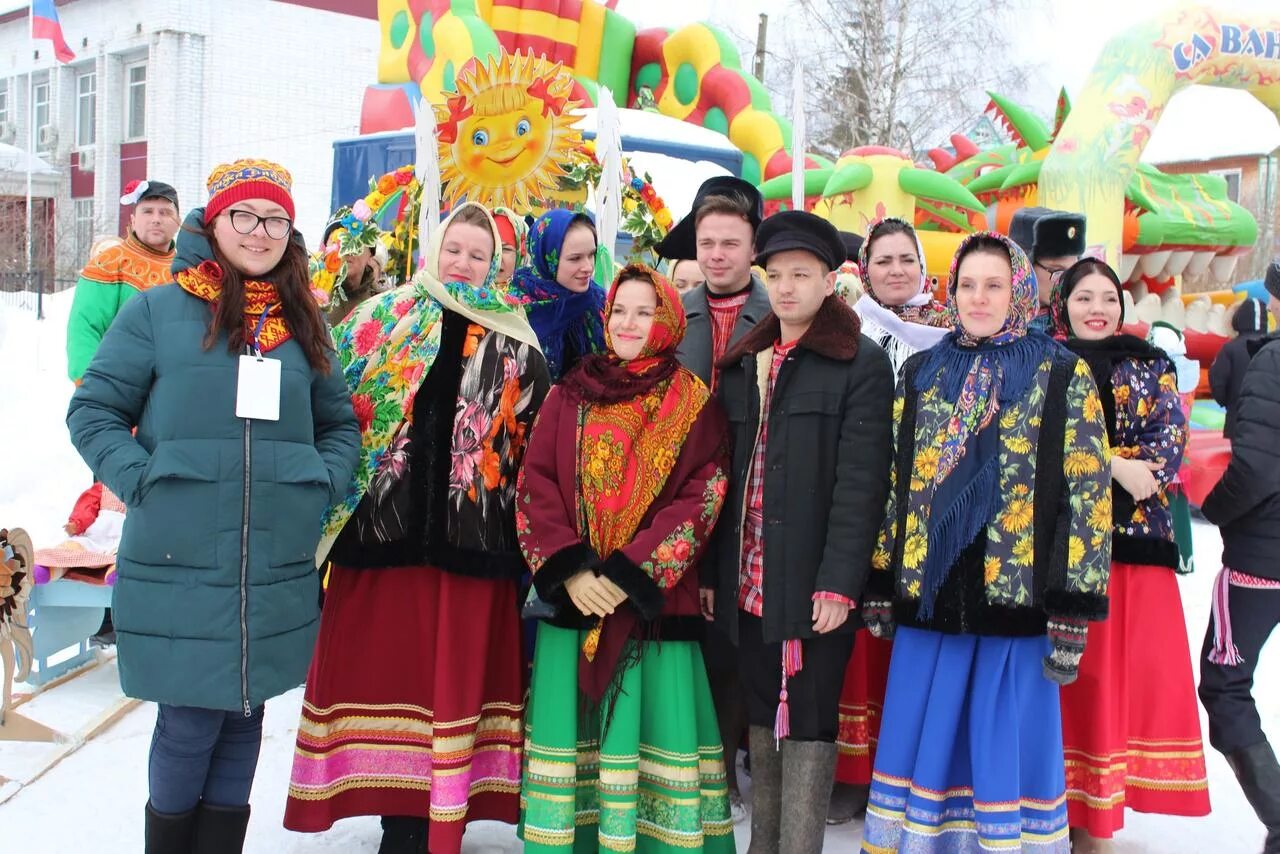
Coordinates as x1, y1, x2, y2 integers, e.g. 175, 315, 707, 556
717, 294, 861, 366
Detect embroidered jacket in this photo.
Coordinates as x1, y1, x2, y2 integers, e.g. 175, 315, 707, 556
67, 232, 176, 382
868, 349, 1113, 636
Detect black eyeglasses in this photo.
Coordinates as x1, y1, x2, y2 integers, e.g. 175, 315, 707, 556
227, 209, 292, 240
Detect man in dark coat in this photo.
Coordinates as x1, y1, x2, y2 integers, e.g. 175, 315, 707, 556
1211, 291, 1273, 440
1199, 258, 1280, 854
659, 175, 771, 822
703, 210, 894, 854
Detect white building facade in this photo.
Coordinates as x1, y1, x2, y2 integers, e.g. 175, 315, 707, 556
0, 0, 378, 277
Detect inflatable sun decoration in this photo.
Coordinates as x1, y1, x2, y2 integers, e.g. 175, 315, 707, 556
436, 51, 584, 210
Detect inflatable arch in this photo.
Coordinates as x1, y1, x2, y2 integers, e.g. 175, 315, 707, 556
1042, 4, 1280, 270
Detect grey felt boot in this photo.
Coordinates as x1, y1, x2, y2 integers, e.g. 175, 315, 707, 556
747, 726, 783, 854
780, 739, 838, 854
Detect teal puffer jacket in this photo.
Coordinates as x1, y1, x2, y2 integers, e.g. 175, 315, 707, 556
66, 268, 359, 712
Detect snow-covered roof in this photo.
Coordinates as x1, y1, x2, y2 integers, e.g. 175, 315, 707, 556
1142, 86, 1280, 165
0, 143, 58, 175
576, 107, 741, 151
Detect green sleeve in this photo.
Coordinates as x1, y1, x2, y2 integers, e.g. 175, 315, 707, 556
66, 277, 127, 382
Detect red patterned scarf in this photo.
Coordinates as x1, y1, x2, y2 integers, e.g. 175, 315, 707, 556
175, 260, 291, 351
560, 265, 710, 659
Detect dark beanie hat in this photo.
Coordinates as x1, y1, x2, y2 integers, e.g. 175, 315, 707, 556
1233, 297, 1268, 334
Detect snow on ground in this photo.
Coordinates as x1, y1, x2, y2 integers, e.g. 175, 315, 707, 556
0, 294, 1275, 851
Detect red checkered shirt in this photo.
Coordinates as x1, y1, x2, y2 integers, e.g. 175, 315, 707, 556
707, 288, 751, 393
738, 341, 854, 617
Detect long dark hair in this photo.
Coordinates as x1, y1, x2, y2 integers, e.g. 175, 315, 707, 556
196, 220, 333, 373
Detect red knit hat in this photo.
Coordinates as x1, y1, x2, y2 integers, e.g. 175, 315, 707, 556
203, 159, 295, 224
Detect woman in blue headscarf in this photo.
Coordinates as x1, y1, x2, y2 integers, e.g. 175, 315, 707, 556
511, 209, 608, 381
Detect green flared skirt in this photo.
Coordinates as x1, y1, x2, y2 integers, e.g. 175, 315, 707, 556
520, 622, 737, 853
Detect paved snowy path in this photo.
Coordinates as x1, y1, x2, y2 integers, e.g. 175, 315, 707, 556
1, 296, 1273, 852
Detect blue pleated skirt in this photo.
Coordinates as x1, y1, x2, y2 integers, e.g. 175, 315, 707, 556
861, 626, 1069, 853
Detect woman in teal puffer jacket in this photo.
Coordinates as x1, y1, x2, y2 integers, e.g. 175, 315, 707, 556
66, 160, 359, 854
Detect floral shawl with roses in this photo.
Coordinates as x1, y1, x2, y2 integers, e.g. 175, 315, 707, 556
516, 266, 730, 699
317, 203, 541, 563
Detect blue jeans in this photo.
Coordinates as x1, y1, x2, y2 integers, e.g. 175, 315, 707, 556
148, 704, 264, 814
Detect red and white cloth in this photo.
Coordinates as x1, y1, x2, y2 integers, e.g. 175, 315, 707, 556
707, 289, 751, 393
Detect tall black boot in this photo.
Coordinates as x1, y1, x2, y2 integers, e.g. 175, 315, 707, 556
144, 802, 197, 854
1227, 741, 1280, 853
379, 815, 429, 854
192, 802, 250, 854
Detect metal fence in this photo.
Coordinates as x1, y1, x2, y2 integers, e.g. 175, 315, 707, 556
0, 271, 78, 318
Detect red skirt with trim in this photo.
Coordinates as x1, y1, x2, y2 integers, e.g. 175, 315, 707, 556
834, 629, 892, 785
1059, 560, 1211, 838
284, 563, 524, 853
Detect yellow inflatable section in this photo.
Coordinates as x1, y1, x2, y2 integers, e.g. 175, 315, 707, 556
1042, 3, 1280, 266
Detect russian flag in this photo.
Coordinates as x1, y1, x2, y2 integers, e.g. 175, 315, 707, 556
32, 0, 75, 64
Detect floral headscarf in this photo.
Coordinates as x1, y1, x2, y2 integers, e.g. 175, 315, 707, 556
859, 217, 947, 326
1046, 257, 1123, 341
510, 209, 608, 380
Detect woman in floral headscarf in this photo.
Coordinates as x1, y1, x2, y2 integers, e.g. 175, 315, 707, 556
853, 217, 949, 376
831, 217, 953, 822
1047, 259, 1209, 848
284, 202, 550, 854
510, 208, 608, 380
516, 264, 735, 853
858, 233, 1113, 853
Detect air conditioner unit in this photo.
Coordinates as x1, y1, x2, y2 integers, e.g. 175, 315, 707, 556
36, 125, 57, 149
0, 122, 15, 145
78, 147, 95, 172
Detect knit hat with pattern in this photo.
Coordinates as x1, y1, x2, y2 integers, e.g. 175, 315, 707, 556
204, 159, 295, 224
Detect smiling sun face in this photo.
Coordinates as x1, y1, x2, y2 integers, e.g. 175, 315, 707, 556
437, 51, 583, 211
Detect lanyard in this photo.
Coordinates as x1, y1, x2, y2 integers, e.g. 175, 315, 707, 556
248, 304, 275, 357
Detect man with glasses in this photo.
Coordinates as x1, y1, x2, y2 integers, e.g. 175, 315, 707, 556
1009, 207, 1087, 332
68, 179, 181, 384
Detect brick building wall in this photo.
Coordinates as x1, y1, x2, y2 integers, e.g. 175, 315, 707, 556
0, 0, 378, 276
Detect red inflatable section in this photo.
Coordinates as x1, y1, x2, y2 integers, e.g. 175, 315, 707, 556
1182, 432, 1231, 508
360, 85, 417, 135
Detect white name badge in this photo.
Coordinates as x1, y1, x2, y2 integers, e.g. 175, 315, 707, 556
236, 355, 281, 421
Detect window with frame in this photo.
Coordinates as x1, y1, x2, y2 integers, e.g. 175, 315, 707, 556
33, 81, 50, 148
1211, 168, 1242, 204
125, 63, 146, 140
0, 80, 9, 126
76, 71, 97, 148
74, 199, 95, 264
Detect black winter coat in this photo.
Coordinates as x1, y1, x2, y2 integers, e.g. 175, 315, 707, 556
1210, 333, 1267, 440
1202, 336, 1280, 580
704, 296, 894, 644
